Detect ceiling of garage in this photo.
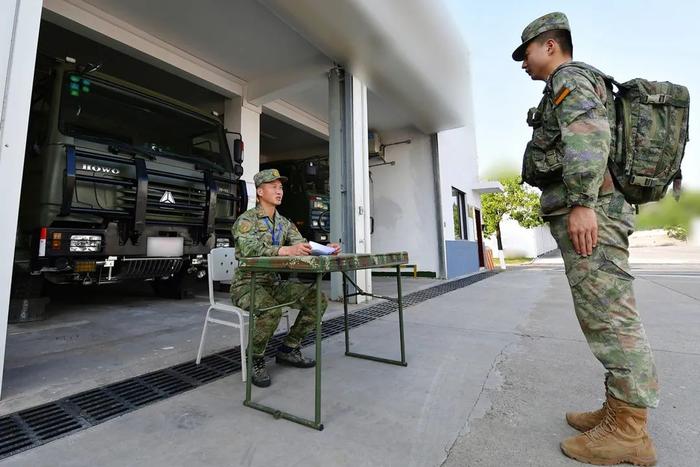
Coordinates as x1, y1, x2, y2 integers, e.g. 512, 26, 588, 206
81, 0, 329, 82
260, 113, 327, 156
48, 0, 471, 134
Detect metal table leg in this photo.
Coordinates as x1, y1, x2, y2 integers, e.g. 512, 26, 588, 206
313, 272, 323, 429
342, 268, 408, 367
244, 273, 256, 404
243, 271, 324, 431
396, 265, 407, 365
343, 273, 350, 354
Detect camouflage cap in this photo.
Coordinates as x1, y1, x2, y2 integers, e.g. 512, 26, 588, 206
254, 168, 288, 187
512, 12, 570, 61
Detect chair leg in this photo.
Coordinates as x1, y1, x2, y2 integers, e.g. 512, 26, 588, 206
196, 307, 213, 365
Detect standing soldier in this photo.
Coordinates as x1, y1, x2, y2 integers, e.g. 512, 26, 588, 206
513, 12, 658, 466
230, 169, 340, 388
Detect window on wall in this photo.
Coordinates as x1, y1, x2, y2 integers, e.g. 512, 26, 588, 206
467, 205, 475, 241
452, 188, 467, 240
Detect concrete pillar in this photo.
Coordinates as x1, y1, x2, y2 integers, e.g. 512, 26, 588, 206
224, 96, 261, 209
430, 134, 447, 279
0, 0, 43, 399
328, 68, 372, 302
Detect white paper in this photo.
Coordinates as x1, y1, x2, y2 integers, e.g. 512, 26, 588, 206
309, 241, 335, 256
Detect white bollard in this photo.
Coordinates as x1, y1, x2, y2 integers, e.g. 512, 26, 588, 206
691, 218, 700, 247
498, 249, 507, 270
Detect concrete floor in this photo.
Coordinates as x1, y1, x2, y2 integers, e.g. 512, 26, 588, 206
0, 275, 440, 416
2, 260, 699, 466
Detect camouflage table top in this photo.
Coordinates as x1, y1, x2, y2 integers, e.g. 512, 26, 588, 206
237, 252, 409, 273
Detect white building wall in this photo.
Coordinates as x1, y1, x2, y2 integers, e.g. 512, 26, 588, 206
0, 0, 43, 398
370, 128, 440, 274
436, 126, 481, 242
486, 218, 558, 258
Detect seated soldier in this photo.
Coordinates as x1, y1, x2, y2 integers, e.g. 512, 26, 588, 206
230, 169, 340, 387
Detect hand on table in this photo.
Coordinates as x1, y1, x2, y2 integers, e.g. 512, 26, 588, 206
567, 206, 598, 257
279, 243, 312, 256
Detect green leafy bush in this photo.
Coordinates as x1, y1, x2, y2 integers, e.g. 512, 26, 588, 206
666, 225, 688, 241
636, 190, 700, 231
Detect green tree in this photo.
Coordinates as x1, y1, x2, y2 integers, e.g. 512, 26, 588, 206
481, 176, 543, 243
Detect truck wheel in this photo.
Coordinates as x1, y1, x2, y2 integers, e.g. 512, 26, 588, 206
152, 270, 192, 299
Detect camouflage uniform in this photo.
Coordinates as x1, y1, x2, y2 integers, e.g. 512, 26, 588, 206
230, 172, 328, 359
519, 16, 659, 409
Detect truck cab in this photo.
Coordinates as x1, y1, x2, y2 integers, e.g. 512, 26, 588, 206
11, 59, 247, 318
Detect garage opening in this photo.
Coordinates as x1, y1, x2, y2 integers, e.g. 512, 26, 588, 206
2, 20, 246, 413
259, 113, 330, 244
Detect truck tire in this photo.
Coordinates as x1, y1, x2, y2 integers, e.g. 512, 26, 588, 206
152, 269, 193, 299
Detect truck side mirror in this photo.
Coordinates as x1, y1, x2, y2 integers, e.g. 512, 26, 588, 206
225, 130, 244, 164
233, 139, 244, 164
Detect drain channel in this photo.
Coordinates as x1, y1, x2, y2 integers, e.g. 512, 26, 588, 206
0, 271, 497, 459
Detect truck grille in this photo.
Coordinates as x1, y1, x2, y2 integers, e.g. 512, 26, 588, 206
68, 147, 236, 230
111, 258, 183, 280
118, 179, 208, 224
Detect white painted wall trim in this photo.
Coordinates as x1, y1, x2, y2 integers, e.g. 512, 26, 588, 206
225, 97, 261, 209
42, 0, 245, 97
0, 0, 43, 399
351, 77, 372, 297
263, 99, 329, 139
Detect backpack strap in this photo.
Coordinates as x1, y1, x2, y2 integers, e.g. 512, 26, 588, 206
641, 93, 689, 108
548, 61, 620, 89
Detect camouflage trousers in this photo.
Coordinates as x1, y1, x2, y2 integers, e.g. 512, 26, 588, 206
231, 281, 328, 358
547, 194, 659, 408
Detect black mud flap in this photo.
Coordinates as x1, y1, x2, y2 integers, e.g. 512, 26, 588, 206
9, 270, 49, 322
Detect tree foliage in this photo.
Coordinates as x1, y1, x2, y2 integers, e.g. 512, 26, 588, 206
481, 175, 543, 237
636, 189, 700, 231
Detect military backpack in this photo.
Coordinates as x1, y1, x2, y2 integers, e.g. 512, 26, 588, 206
554, 63, 690, 205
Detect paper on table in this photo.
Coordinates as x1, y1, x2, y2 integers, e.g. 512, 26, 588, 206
309, 241, 336, 256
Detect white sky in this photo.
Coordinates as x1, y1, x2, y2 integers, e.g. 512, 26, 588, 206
443, 0, 699, 188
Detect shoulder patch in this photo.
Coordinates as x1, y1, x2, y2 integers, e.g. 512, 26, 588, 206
553, 84, 574, 106
237, 220, 253, 234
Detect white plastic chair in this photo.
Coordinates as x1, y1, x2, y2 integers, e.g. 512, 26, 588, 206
195, 247, 249, 381
195, 247, 288, 382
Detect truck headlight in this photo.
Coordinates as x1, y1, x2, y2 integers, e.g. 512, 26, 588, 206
69, 235, 102, 252
216, 238, 230, 248
313, 200, 328, 209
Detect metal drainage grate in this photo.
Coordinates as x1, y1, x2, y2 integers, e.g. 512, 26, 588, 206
0, 270, 497, 459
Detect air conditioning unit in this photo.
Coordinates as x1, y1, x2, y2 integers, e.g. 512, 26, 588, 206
368, 131, 381, 156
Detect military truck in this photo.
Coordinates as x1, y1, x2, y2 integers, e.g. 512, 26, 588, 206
11, 57, 247, 320
260, 157, 330, 243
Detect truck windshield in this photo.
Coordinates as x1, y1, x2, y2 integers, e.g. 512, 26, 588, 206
59, 72, 232, 171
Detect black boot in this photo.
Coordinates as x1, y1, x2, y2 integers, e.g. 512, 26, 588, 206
276, 345, 315, 368
251, 357, 271, 387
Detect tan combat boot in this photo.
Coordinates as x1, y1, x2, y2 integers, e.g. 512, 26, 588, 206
566, 400, 607, 432
560, 395, 657, 466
